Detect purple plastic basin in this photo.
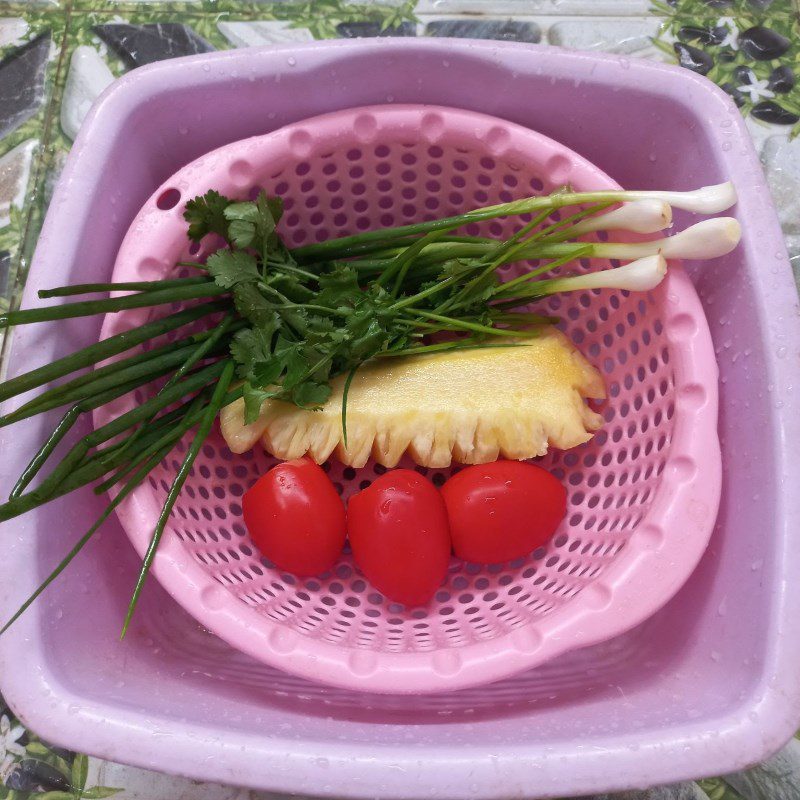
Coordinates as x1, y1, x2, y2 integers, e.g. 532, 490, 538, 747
0, 39, 798, 800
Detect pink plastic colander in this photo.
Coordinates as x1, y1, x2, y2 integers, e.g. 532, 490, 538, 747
95, 104, 720, 694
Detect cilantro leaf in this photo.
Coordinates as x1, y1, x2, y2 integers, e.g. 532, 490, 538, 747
441, 259, 477, 279
230, 326, 277, 379
292, 380, 332, 409
243, 382, 272, 425
316, 265, 361, 310
223, 192, 283, 259
224, 202, 261, 249
266, 272, 314, 304
232, 282, 276, 328
276, 341, 308, 391
206, 251, 259, 289
251, 358, 284, 387
265, 195, 284, 226
318, 265, 360, 295
183, 190, 232, 242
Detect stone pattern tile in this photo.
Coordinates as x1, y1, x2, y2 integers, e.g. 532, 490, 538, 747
761, 135, 800, 236
426, 18, 541, 42
94, 21, 215, 68
217, 20, 314, 48
60, 44, 114, 140
548, 18, 661, 55
0, 31, 50, 141
0, 139, 36, 228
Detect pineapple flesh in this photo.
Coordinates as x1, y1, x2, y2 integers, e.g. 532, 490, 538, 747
219, 329, 605, 469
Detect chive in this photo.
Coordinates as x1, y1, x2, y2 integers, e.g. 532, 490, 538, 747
375, 340, 526, 358
7, 370, 176, 502
0, 323, 238, 426
112, 316, 234, 463
529, 201, 615, 244
385, 229, 452, 297
0, 341, 216, 429
340, 366, 358, 450
10, 406, 81, 499
0, 443, 174, 636
0, 395, 209, 523
389, 275, 459, 311
0, 301, 226, 403
410, 311, 525, 338
94, 391, 212, 494
121, 361, 236, 637
38, 276, 213, 298
0, 362, 227, 522
8, 356, 201, 499
0, 283, 228, 328
93, 394, 211, 485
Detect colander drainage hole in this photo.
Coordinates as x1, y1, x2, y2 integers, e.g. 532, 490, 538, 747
156, 188, 181, 210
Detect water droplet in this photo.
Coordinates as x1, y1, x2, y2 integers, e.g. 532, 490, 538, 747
717, 597, 728, 616
710, 650, 721, 662
179, 125, 189, 135
777, 346, 788, 359
751, 559, 764, 571
721, 141, 732, 151
287, 56, 296, 67
201, 63, 210, 73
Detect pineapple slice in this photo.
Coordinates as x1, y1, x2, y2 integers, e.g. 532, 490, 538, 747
220, 329, 605, 469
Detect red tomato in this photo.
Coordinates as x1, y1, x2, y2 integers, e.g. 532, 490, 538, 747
347, 470, 451, 607
242, 458, 346, 577
441, 461, 566, 564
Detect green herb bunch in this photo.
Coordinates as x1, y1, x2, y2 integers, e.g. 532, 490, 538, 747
0, 182, 732, 634
183, 189, 595, 426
